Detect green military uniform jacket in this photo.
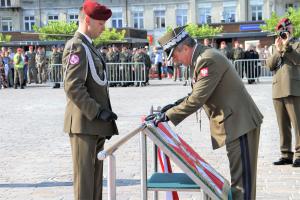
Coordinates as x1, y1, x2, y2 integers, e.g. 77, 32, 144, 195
231, 47, 245, 60
266, 39, 300, 99
50, 52, 61, 65
26, 51, 36, 67
132, 52, 144, 62
63, 32, 118, 136
35, 52, 46, 65
119, 51, 131, 63
166, 44, 263, 149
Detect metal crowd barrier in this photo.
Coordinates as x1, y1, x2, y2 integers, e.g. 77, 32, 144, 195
48, 64, 64, 83
106, 62, 146, 85
233, 59, 273, 82
47, 62, 147, 86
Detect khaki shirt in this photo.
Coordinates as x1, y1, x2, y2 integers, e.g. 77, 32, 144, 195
166, 44, 263, 149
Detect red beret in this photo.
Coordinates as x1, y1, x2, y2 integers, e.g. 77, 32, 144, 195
83, 0, 112, 21
276, 18, 292, 31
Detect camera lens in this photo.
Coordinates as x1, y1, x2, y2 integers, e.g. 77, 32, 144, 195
280, 31, 287, 39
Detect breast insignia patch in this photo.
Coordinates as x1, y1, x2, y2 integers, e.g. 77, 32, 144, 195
200, 67, 208, 77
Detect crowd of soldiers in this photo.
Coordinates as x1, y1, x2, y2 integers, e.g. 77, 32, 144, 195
0, 45, 64, 89
212, 39, 271, 84
99, 45, 152, 86
0, 39, 272, 89
98, 45, 192, 86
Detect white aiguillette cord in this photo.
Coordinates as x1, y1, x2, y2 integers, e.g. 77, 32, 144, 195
82, 43, 107, 86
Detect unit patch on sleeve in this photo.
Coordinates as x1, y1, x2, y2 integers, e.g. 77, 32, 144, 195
69, 54, 80, 65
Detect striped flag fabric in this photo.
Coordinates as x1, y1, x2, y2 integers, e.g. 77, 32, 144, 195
154, 122, 231, 199
157, 147, 179, 200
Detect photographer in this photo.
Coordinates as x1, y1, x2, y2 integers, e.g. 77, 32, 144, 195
266, 18, 300, 167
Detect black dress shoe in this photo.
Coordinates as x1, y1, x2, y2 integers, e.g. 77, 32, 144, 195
292, 159, 300, 167
273, 158, 293, 165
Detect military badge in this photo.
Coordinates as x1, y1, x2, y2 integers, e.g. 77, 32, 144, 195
200, 67, 208, 77
69, 54, 80, 65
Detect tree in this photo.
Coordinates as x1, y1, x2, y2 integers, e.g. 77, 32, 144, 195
260, 7, 300, 38
0, 33, 12, 42
93, 28, 126, 46
33, 21, 77, 41
167, 23, 223, 39
33, 21, 125, 44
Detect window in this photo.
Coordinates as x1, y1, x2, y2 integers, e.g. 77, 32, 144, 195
223, 6, 236, 22
251, 5, 262, 21
285, 3, 297, 11
1, 18, 12, 31
112, 12, 123, 28
154, 10, 165, 29
198, 7, 211, 24
69, 14, 78, 25
24, 16, 35, 31
176, 8, 188, 26
133, 11, 144, 29
0, 0, 11, 7
48, 15, 58, 23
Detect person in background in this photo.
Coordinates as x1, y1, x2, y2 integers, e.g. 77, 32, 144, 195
244, 45, 259, 84
231, 40, 245, 78
266, 18, 300, 167
219, 41, 231, 59
3, 51, 12, 87
26, 46, 38, 84
0, 54, 8, 89
36, 47, 47, 84
153, 46, 163, 80
203, 38, 211, 47
50, 45, 62, 88
13, 48, 25, 89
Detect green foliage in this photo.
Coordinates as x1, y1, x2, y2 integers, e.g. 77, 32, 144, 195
167, 23, 223, 38
260, 12, 281, 33
285, 7, 300, 37
0, 33, 12, 42
93, 28, 126, 46
33, 21, 77, 41
260, 7, 300, 37
33, 21, 126, 44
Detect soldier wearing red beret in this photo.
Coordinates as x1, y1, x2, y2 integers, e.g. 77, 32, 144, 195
63, 1, 118, 199
266, 18, 300, 167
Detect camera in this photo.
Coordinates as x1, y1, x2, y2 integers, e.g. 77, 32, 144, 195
279, 31, 289, 39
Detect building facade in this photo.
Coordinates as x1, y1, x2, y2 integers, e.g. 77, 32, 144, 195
0, 0, 299, 44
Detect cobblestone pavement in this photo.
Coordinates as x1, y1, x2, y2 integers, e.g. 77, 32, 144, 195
0, 79, 300, 200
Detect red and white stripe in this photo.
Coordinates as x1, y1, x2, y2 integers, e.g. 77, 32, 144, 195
157, 147, 179, 200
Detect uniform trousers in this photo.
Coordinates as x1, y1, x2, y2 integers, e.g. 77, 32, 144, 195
273, 96, 300, 159
14, 68, 24, 86
27, 64, 37, 84
69, 133, 106, 200
226, 127, 260, 200
36, 63, 46, 83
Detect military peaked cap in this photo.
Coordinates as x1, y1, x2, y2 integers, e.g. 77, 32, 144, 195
158, 25, 190, 60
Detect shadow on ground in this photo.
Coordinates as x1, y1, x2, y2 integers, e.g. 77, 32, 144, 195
0, 179, 140, 188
